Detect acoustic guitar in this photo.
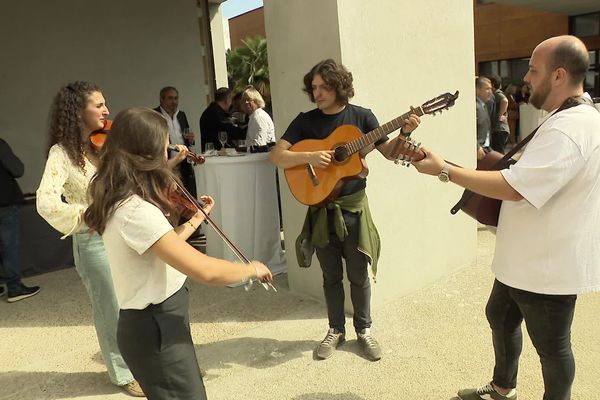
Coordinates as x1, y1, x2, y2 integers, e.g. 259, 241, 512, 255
284, 91, 459, 206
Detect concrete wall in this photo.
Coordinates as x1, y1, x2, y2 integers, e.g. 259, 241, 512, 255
265, 0, 477, 308
0, 0, 209, 192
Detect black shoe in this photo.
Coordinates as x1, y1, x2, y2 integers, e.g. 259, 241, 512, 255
0, 285, 5, 297
7, 284, 40, 303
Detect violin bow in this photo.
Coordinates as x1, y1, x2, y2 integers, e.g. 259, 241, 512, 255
174, 181, 277, 292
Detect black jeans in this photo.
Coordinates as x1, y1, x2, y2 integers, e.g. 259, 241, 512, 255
486, 279, 577, 400
491, 130, 509, 153
315, 211, 371, 333
118, 287, 207, 400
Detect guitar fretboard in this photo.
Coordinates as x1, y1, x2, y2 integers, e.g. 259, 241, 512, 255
344, 107, 425, 155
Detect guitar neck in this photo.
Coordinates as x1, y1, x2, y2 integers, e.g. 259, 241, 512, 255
345, 107, 425, 155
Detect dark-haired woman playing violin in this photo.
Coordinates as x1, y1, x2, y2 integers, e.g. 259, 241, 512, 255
36, 81, 144, 396
84, 107, 272, 400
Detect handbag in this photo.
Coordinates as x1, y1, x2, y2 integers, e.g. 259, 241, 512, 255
450, 96, 592, 227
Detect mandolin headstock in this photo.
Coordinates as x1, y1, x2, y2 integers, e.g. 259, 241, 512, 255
393, 136, 425, 166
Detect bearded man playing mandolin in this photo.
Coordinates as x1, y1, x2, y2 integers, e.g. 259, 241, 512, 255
270, 59, 420, 361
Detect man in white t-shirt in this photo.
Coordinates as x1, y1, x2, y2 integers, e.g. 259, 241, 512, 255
413, 35, 600, 400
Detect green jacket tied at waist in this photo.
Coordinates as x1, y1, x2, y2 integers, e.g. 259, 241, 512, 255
295, 189, 381, 276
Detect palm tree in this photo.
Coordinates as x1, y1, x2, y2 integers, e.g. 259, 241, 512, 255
226, 36, 270, 106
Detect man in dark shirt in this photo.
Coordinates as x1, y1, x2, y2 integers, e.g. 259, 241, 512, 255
199, 87, 244, 152
0, 139, 40, 302
269, 59, 420, 361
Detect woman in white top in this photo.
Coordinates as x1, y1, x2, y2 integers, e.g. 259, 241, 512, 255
84, 107, 272, 400
242, 86, 275, 147
36, 82, 163, 397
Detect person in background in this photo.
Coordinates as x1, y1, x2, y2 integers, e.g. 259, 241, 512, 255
488, 75, 510, 153
154, 86, 197, 198
199, 87, 245, 152
84, 107, 272, 400
476, 76, 493, 160
412, 35, 600, 400
269, 59, 420, 362
36, 81, 143, 397
0, 138, 40, 302
505, 84, 520, 144
516, 83, 530, 104
230, 90, 248, 128
242, 86, 275, 147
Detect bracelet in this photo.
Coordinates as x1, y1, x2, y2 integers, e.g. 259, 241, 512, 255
187, 220, 197, 230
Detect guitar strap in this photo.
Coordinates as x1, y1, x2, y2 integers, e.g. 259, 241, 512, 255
451, 95, 593, 215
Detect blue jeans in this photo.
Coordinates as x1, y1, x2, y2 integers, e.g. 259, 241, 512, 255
0, 205, 22, 292
486, 279, 576, 400
72, 231, 134, 385
315, 211, 371, 333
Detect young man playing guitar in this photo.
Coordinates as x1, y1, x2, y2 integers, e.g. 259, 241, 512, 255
270, 59, 420, 361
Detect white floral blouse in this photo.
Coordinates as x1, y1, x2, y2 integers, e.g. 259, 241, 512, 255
36, 144, 96, 238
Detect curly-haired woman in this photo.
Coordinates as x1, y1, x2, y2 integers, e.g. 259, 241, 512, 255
36, 81, 150, 397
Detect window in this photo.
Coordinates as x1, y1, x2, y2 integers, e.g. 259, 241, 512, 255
571, 12, 600, 37
478, 58, 530, 84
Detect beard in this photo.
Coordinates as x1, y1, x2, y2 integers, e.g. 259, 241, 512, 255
529, 78, 551, 109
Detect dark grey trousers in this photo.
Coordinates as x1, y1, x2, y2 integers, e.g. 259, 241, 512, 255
118, 286, 207, 400
315, 211, 372, 333
486, 279, 577, 400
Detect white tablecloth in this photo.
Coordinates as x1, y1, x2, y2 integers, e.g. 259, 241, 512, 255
194, 152, 286, 275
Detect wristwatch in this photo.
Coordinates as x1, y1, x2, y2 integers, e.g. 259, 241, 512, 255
438, 163, 451, 183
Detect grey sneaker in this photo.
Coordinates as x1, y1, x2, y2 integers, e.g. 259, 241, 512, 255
357, 328, 382, 361
458, 382, 517, 400
316, 328, 345, 359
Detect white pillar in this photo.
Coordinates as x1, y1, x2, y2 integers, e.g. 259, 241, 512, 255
265, 0, 477, 308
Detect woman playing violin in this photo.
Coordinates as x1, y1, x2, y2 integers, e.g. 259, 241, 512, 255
36, 81, 143, 396
84, 107, 273, 400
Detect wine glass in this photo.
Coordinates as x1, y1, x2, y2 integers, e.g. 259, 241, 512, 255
218, 131, 228, 150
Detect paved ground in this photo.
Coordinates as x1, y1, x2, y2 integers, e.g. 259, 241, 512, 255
1, 230, 599, 399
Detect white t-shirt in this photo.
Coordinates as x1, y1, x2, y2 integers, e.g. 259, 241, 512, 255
246, 108, 275, 146
494, 102, 600, 295
102, 195, 187, 309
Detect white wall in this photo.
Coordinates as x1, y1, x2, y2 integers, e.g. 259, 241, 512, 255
0, 0, 209, 192
265, 0, 477, 307
209, 4, 229, 88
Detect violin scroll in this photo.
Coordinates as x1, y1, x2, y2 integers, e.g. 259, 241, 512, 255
168, 144, 205, 165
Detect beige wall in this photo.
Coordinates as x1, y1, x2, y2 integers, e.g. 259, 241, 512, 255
0, 0, 209, 192
265, 0, 477, 308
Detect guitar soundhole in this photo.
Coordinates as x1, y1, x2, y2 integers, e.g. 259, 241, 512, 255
333, 146, 350, 163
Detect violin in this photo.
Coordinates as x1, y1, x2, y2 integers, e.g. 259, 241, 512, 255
167, 144, 205, 165
90, 120, 112, 151
169, 182, 276, 292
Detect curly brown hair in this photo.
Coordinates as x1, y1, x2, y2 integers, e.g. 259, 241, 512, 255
302, 59, 354, 105
46, 81, 102, 170
84, 107, 180, 234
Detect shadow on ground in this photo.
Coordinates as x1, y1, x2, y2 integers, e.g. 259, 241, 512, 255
196, 336, 318, 374
1, 273, 326, 328
0, 371, 119, 400
292, 393, 367, 400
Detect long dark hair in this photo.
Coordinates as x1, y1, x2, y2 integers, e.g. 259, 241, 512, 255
47, 81, 101, 170
302, 59, 354, 104
84, 107, 179, 234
